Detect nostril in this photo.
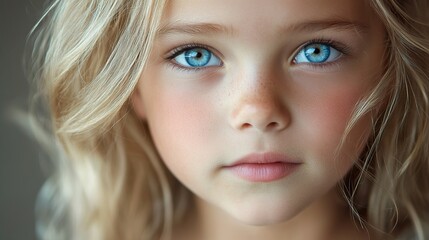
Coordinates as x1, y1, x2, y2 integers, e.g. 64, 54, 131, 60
240, 122, 282, 131
241, 123, 252, 129
266, 122, 279, 130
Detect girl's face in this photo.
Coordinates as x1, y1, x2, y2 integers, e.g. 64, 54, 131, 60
133, 0, 385, 225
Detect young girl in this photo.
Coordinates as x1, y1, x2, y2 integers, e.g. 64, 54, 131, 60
28, 0, 429, 239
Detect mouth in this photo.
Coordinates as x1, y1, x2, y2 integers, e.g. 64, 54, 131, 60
224, 152, 301, 182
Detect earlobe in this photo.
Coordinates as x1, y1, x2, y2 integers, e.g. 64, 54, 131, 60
131, 90, 146, 119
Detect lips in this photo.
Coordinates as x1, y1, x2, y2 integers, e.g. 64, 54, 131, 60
225, 152, 300, 182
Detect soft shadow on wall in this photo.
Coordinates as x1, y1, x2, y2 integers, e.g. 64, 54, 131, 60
1, 0, 47, 239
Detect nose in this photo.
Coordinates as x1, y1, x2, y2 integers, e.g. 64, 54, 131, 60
229, 76, 290, 133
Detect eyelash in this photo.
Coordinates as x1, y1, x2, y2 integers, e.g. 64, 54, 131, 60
164, 39, 351, 71
292, 38, 351, 69
165, 43, 221, 72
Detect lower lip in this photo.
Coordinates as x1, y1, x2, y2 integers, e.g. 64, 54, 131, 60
227, 163, 299, 182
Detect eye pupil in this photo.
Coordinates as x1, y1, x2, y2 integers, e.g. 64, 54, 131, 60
304, 44, 330, 63
184, 48, 212, 67
189, 51, 203, 59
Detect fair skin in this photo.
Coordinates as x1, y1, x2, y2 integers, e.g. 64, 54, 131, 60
133, 0, 385, 239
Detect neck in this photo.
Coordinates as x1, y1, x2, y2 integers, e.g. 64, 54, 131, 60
175, 187, 373, 240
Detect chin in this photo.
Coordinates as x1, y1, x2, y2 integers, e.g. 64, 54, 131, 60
226, 202, 303, 226
238, 217, 289, 227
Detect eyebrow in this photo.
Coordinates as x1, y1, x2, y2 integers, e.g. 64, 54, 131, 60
285, 19, 369, 34
156, 19, 369, 37
157, 22, 234, 36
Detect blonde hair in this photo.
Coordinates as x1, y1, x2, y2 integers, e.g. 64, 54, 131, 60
28, 0, 429, 239
29, 0, 186, 239
340, 0, 429, 239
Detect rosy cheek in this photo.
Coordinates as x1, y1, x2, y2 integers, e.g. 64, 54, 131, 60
296, 80, 370, 164
314, 90, 361, 132
146, 88, 215, 164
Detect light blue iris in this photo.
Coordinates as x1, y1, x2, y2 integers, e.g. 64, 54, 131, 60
184, 48, 212, 67
303, 44, 331, 63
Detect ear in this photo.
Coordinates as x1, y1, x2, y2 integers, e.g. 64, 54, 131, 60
131, 89, 146, 119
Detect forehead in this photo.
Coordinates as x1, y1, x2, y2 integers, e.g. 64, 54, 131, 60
161, 0, 377, 30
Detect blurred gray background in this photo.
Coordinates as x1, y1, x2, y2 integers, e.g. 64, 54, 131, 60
1, 0, 46, 239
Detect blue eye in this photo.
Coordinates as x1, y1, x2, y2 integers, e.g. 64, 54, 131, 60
172, 47, 221, 68
294, 43, 342, 64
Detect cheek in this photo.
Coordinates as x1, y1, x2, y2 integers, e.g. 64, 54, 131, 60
296, 78, 372, 170
143, 87, 216, 177
309, 89, 360, 136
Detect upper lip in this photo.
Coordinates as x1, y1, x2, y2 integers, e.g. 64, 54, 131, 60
227, 152, 301, 166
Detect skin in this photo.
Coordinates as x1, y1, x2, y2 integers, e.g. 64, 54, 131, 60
133, 0, 385, 239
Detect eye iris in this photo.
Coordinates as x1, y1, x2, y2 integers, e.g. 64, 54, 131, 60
184, 48, 212, 67
304, 44, 330, 63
